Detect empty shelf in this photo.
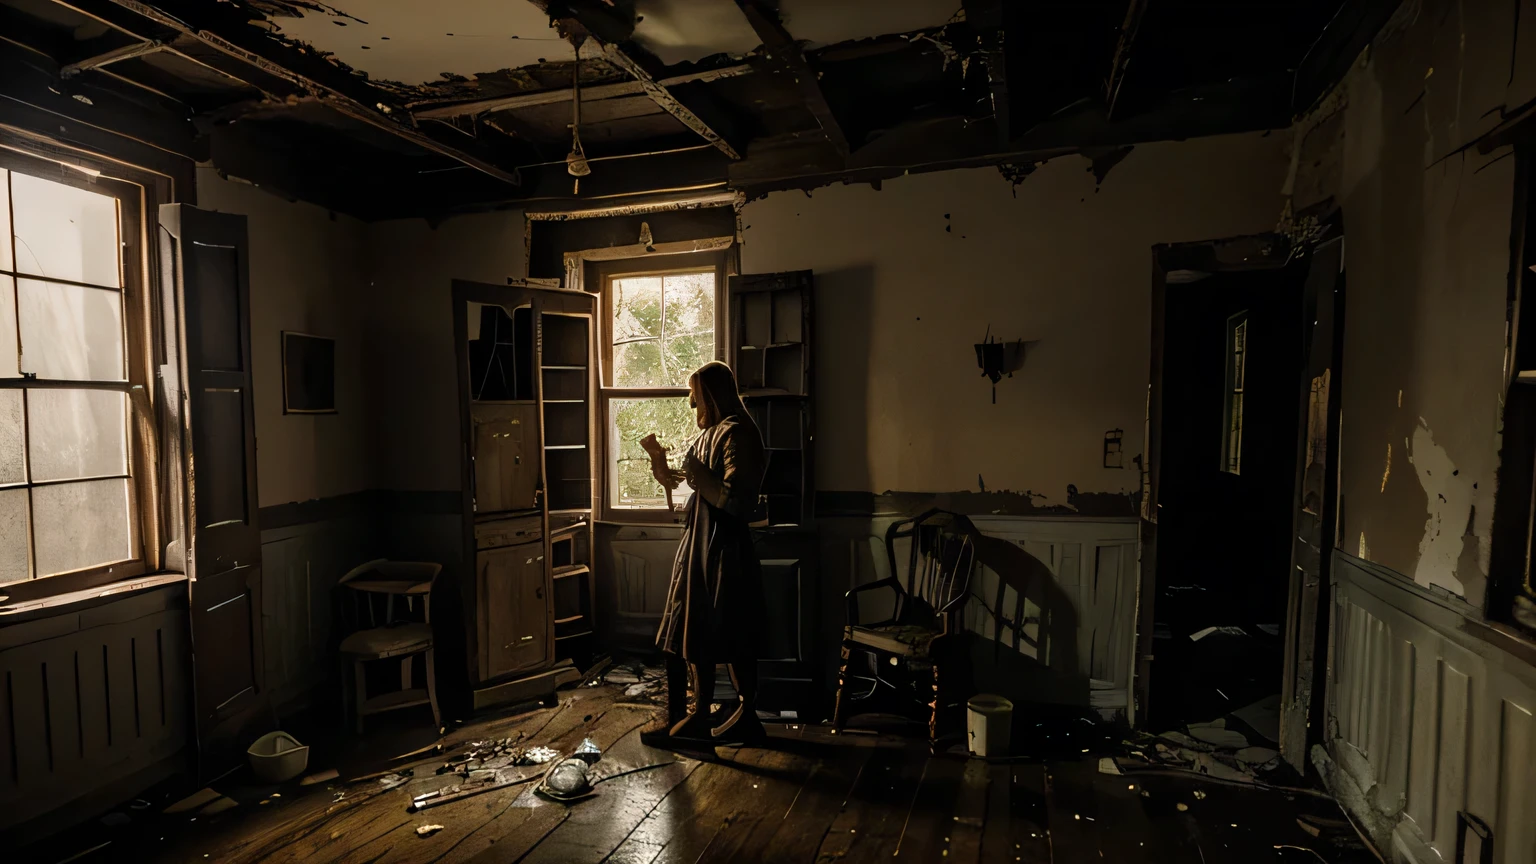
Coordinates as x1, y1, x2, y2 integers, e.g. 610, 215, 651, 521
553, 564, 591, 580
555, 630, 594, 641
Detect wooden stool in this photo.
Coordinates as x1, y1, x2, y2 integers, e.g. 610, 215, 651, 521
338, 560, 443, 734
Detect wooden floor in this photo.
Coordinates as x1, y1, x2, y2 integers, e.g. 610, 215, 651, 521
42, 683, 1369, 864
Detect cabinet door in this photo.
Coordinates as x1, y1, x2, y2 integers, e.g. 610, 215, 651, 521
480, 540, 549, 678
472, 403, 539, 513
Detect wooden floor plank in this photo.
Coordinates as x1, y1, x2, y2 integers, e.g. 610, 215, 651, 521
947, 758, 989, 863
632, 751, 759, 864
819, 744, 929, 864
361, 692, 627, 864
520, 722, 701, 864
891, 754, 966, 862
693, 745, 821, 864
756, 738, 875, 863
980, 763, 1049, 864
1093, 764, 1182, 863
1043, 761, 1100, 864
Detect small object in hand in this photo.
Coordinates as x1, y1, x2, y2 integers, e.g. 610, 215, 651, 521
416, 824, 444, 837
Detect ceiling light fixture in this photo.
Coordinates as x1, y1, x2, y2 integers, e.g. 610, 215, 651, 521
566, 35, 590, 191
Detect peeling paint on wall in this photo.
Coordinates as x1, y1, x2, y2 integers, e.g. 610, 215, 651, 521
1407, 422, 1470, 596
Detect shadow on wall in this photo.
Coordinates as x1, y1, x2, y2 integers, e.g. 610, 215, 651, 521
966, 533, 1087, 709
811, 265, 874, 492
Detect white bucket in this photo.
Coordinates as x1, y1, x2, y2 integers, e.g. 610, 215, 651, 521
247, 731, 310, 783
967, 694, 1013, 758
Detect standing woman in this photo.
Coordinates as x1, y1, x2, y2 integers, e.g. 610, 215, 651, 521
649, 360, 767, 745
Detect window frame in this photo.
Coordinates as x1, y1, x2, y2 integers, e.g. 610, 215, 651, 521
1221, 309, 1249, 476
591, 250, 728, 525
0, 140, 164, 603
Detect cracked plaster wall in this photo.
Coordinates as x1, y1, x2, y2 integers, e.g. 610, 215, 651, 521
740, 131, 1288, 507
1287, 0, 1536, 606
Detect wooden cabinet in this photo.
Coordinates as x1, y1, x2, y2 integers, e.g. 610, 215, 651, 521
479, 539, 549, 679
454, 280, 598, 703
472, 403, 539, 513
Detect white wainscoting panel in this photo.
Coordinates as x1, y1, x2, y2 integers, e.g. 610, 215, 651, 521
1329, 553, 1536, 864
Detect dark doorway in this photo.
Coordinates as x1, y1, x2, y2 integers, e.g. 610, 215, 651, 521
1143, 239, 1309, 738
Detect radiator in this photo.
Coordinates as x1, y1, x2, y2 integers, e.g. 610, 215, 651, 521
1329, 554, 1536, 864
0, 586, 190, 834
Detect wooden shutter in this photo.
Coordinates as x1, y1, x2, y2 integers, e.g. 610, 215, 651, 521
159, 204, 265, 783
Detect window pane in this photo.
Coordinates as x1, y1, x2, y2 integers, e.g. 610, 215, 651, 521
28, 389, 127, 482
612, 276, 662, 342
612, 272, 716, 388
613, 339, 664, 388
663, 272, 714, 336
0, 487, 28, 584
0, 275, 16, 378
611, 396, 696, 509
0, 389, 23, 485
11, 171, 120, 288
0, 169, 12, 272
33, 477, 132, 576
18, 278, 125, 380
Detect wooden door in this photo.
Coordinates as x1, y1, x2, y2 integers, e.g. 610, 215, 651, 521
480, 540, 549, 678
159, 204, 265, 783
1280, 235, 1345, 770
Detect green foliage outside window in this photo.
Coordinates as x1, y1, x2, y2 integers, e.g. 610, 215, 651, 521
609, 270, 715, 508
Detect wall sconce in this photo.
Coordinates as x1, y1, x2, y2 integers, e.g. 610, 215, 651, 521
975, 328, 1025, 404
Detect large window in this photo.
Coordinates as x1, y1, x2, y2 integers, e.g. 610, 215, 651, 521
601, 257, 723, 514
0, 163, 141, 586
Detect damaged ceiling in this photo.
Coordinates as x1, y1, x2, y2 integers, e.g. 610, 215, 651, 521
0, 0, 1402, 219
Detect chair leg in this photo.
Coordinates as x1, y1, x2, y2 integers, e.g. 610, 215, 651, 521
424, 647, 441, 732
354, 659, 368, 735
400, 656, 413, 691
832, 640, 852, 731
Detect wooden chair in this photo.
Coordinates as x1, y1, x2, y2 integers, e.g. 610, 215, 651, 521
338, 559, 443, 734
832, 509, 977, 743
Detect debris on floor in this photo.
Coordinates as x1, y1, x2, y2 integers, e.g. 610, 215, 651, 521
601, 660, 666, 706
375, 771, 412, 790
415, 824, 444, 837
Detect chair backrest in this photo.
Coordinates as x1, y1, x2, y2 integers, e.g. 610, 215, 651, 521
884, 509, 977, 625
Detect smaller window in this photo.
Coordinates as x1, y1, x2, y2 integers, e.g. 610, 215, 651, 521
1222, 311, 1248, 475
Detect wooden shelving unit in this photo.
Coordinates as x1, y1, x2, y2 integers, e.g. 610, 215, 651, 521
731, 271, 813, 528
453, 281, 598, 707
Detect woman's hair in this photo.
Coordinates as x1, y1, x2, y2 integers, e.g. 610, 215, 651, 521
690, 360, 746, 425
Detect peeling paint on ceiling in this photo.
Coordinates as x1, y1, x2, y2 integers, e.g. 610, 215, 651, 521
265, 0, 963, 85
778, 0, 961, 48
271, 0, 575, 86
631, 0, 760, 65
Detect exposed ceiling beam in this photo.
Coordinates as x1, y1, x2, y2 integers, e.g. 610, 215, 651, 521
529, 0, 741, 160
60, 38, 165, 78
411, 63, 753, 121
595, 45, 742, 161
734, 0, 848, 156
55, 0, 523, 187
1105, 0, 1149, 119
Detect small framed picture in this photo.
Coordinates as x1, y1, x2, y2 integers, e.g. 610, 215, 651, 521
282, 331, 336, 414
